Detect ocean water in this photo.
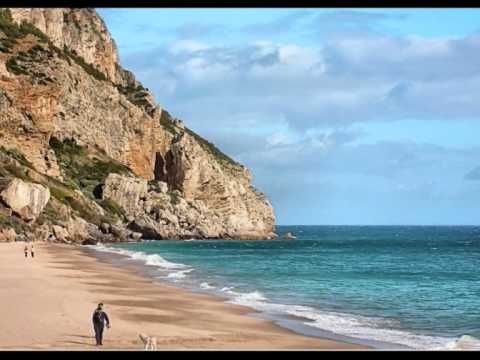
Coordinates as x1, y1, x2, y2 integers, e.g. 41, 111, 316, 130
89, 225, 480, 350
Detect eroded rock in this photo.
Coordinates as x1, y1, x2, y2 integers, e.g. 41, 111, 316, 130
103, 174, 147, 216
0, 178, 50, 221
52, 225, 69, 243
66, 216, 89, 243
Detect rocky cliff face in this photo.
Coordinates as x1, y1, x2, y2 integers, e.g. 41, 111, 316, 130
0, 8, 276, 242
8, 8, 119, 81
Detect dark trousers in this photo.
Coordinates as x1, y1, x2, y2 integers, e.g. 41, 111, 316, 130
93, 323, 104, 345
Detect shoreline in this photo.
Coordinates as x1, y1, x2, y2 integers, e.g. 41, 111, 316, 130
0, 242, 368, 350
85, 243, 397, 350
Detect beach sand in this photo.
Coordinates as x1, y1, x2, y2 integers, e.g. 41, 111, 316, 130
0, 242, 367, 350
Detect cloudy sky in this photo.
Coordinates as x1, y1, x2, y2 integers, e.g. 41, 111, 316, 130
97, 8, 480, 225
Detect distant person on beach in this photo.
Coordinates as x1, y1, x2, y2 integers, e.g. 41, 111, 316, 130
24, 244, 28, 258
30, 243, 34, 258
92, 303, 110, 346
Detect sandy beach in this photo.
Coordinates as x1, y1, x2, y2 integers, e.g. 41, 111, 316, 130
0, 242, 369, 350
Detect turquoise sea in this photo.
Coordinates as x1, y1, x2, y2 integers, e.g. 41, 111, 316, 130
90, 225, 480, 349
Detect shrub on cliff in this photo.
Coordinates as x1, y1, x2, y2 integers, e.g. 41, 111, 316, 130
18, 20, 49, 43
160, 110, 177, 134
0, 10, 49, 53
184, 127, 242, 169
49, 136, 132, 223
116, 83, 151, 109
0, 211, 27, 233
50, 137, 130, 186
61, 45, 108, 82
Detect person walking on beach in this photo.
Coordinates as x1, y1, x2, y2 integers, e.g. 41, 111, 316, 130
30, 243, 34, 258
92, 303, 110, 346
24, 244, 28, 258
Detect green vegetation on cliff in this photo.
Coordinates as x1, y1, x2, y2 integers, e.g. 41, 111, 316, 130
0, 147, 33, 181
160, 110, 177, 134
1, 10, 108, 83
159, 109, 243, 172
116, 83, 151, 108
50, 137, 131, 185
49, 136, 130, 221
60, 45, 108, 82
0, 210, 28, 232
0, 140, 130, 232
184, 127, 242, 170
0, 9, 48, 54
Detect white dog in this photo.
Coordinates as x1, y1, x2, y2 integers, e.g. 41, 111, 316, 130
139, 333, 158, 350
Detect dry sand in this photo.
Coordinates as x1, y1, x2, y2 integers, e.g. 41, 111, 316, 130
0, 242, 368, 350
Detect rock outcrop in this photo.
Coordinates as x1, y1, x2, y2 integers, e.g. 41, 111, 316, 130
0, 178, 50, 221
282, 232, 296, 240
8, 8, 119, 81
103, 173, 148, 218
0, 7, 276, 242
103, 173, 226, 239
52, 225, 69, 243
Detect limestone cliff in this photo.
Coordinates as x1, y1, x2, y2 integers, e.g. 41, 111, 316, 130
8, 8, 119, 81
0, 8, 276, 242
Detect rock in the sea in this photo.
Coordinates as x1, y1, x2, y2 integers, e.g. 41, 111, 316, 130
0, 228, 16, 242
0, 178, 50, 221
267, 232, 278, 239
282, 232, 296, 240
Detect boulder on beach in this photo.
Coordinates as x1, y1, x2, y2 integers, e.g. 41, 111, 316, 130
130, 232, 143, 241
81, 238, 98, 246
66, 216, 90, 243
100, 222, 111, 234
52, 225, 69, 243
0, 178, 50, 222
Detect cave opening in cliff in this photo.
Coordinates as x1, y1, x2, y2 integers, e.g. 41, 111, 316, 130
154, 152, 167, 182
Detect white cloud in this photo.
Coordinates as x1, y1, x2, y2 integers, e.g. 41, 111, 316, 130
170, 39, 209, 55
266, 132, 291, 147
106, 9, 480, 224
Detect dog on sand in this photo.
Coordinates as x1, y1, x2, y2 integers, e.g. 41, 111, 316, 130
139, 333, 158, 350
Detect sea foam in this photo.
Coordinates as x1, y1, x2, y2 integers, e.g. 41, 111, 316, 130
167, 268, 195, 279
200, 282, 215, 290
86, 243, 189, 271
219, 287, 458, 350
444, 335, 480, 350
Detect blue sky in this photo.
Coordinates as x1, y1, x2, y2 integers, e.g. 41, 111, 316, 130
98, 8, 480, 225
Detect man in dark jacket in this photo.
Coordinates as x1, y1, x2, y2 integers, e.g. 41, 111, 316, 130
92, 303, 110, 346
